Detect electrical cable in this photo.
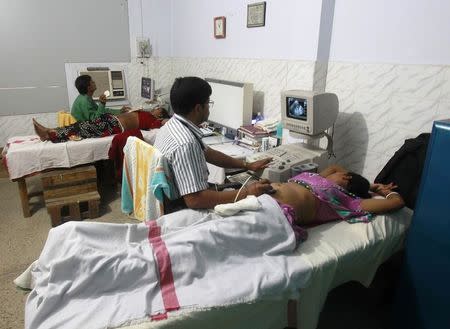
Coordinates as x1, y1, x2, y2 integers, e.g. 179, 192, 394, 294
233, 175, 253, 203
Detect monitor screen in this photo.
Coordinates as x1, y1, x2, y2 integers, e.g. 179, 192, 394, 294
141, 77, 153, 99
286, 97, 307, 121
205, 78, 253, 131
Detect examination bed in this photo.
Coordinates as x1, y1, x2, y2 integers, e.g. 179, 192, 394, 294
124, 206, 412, 329
15, 194, 412, 329
2, 130, 158, 217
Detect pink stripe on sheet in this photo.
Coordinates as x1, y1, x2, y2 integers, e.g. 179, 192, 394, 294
11, 138, 39, 144
146, 220, 180, 320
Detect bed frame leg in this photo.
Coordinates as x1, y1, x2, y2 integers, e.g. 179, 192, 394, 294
88, 199, 99, 218
48, 205, 62, 227
285, 299, 298, 329
17, 178, 31, 217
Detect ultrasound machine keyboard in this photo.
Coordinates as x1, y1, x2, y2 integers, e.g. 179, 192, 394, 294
200, 127, 214, 136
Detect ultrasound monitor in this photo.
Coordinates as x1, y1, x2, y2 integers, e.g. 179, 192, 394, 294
141, 77, 153, 100
281, 90, 338, 136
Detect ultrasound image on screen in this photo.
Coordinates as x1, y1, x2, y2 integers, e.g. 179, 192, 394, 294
287, 97, 307, 120
141, 77, 153, 99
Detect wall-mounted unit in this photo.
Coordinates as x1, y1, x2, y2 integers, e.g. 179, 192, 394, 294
79, 69, 126, 100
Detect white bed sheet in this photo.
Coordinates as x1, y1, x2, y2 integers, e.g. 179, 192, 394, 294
3, 130, 158, 180
115, 207, 412, 329
20, 196, 313, 329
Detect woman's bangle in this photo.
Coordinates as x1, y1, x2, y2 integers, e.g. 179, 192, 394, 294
386, 191, 400, 199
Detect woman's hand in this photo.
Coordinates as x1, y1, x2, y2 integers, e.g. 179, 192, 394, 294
370, 182, 397, 195
99, 94, 107, 105
120, 106, 131, 113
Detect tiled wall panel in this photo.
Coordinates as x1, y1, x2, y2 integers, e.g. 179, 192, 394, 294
2, 57, 449, 182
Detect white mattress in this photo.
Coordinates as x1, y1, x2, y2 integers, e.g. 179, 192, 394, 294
3, 130, 158, 180
116, 207, 413, 329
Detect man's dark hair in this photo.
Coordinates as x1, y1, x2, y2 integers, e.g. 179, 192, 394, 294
347, 172, 371, 199
170, 77, 212, 115
75, 75, 92, 95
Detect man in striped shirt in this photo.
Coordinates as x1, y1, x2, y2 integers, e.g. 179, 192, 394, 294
154, 77, 272, 209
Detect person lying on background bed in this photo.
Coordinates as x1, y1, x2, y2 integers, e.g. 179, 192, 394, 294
32, 108, 170, 143
71, 74, 130, 121
263, 164, 405, 240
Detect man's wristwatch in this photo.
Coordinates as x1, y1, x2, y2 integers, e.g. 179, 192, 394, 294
242, 159, 248, 169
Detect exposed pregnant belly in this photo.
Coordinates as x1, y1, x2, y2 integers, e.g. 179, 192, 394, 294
117, 112, 139, 130
270, 182, 317, 225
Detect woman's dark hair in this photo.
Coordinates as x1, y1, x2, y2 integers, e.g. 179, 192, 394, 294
170, 77, 212, 115
347, 172, 371, 199
159, 108, 171, 119
75, 75, 92, 95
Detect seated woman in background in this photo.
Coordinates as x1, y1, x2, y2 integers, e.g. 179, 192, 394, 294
267, 164, 404, 230
71, 74, 130, 122
32, 108, 170, 143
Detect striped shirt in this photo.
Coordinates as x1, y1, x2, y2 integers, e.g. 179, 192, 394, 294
154, 114, 210, 198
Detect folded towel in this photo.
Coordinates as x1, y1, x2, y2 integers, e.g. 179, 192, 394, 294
57, 111, 77, 127
214, 195, 261, 216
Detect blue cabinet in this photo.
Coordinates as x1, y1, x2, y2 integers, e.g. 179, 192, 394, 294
394, 120, 450, 329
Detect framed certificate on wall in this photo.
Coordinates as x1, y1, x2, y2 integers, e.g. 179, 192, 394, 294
247, 1, 266, 28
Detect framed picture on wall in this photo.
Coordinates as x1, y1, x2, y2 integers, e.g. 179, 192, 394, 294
247, 1, 266, 28
214, 16, 226, 38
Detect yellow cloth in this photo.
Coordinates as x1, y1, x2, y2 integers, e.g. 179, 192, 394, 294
134, 139, 153, 220
57, 111, 77, 127
121, 137, 173, 221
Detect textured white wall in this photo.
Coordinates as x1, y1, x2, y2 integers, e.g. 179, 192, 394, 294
330, 0, 450, 64
3, 0, 450, 186
171, 0, 322, 60
326, 62, 450, 180
128, 0, 450, 64
128, 0, 172, 58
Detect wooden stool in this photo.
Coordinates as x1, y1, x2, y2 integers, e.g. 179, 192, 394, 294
45, 192, 100, 227
41, 166, 101, 227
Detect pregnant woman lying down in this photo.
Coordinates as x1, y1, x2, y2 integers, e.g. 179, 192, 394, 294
32, 108, 170, 143
238, 164, 404, 241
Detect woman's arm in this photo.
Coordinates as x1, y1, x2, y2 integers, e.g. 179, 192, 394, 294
360, 192, 405, 214
319, 164, 348, 178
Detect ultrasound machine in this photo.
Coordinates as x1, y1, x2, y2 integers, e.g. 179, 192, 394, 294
232, 90, 339, 183
201, 78, 339, 184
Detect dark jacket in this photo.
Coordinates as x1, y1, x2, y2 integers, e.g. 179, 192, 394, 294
374, 133, 430, 209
